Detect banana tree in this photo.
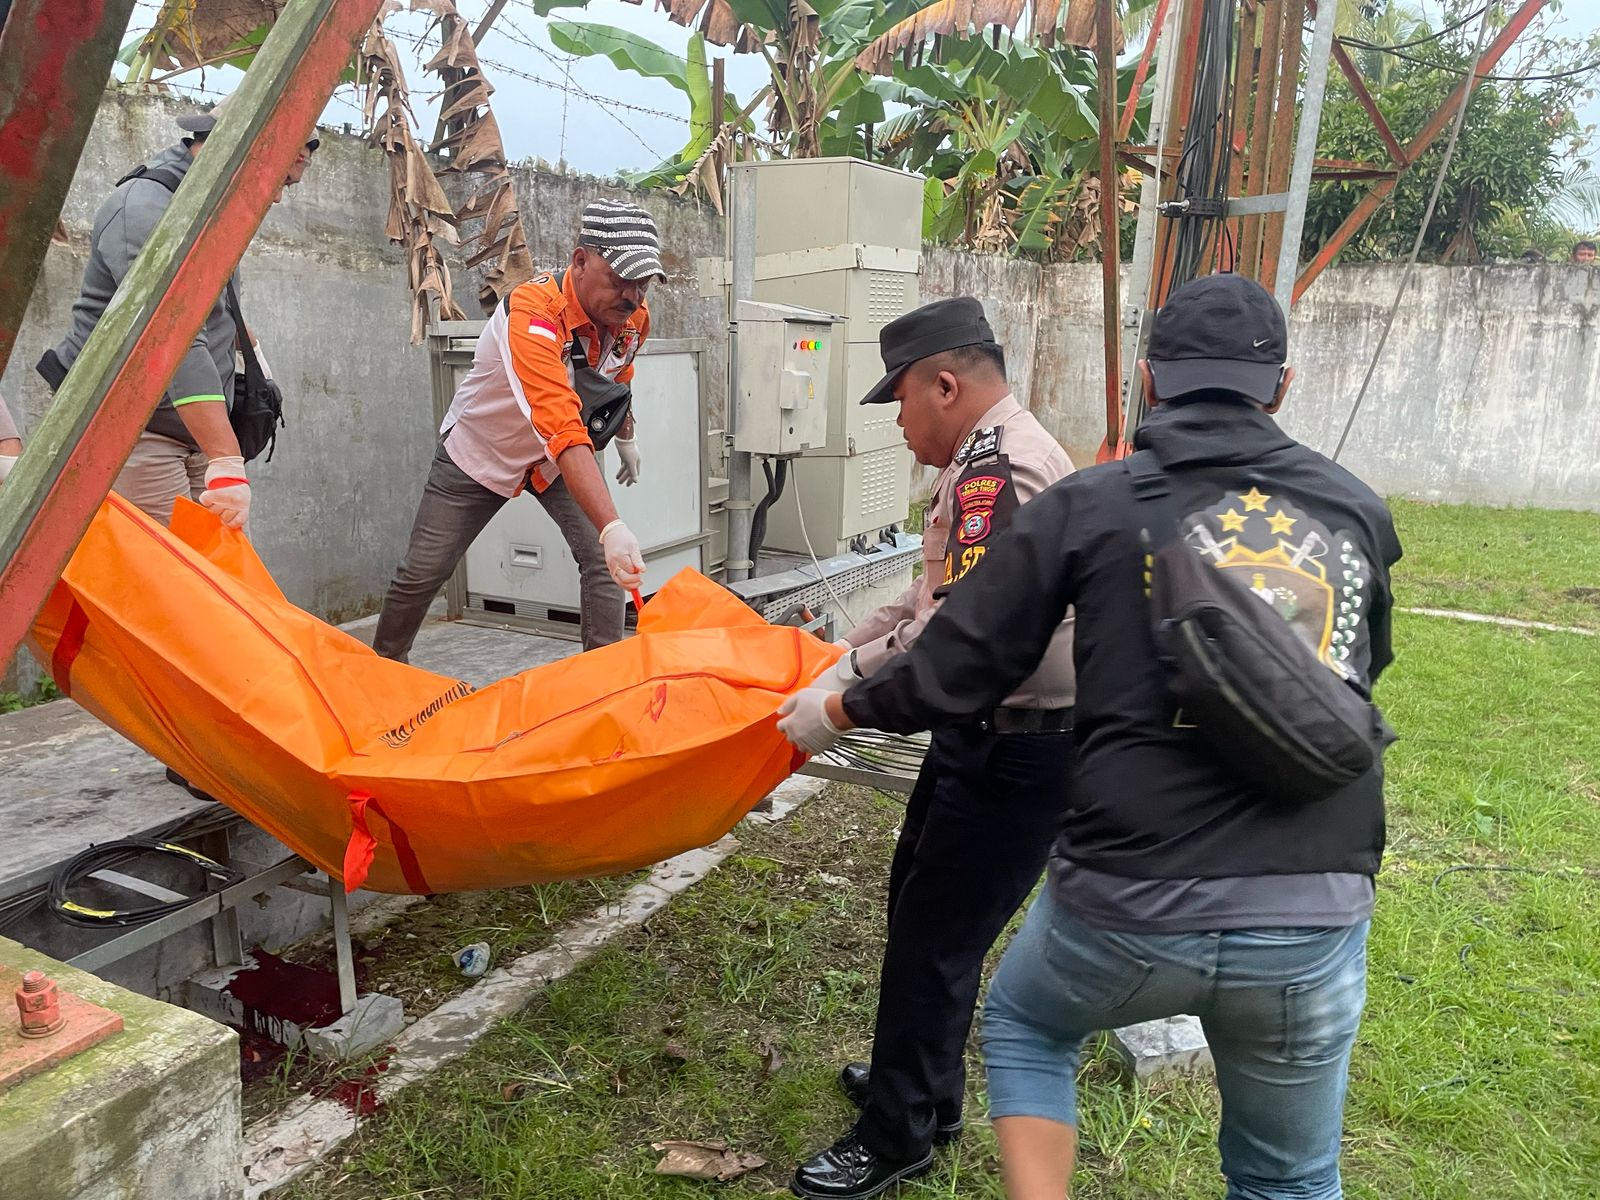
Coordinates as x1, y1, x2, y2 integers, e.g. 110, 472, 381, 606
872, 37, 1144, 258
547, 21, 752, 196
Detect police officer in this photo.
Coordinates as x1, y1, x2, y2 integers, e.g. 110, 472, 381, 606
788, 274, 1403, 1200
777, 297, 1077, 1199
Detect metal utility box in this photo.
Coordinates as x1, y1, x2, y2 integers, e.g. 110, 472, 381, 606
712, 158, 924, 556
733, 300, 838, 457
426, 325, 713, 637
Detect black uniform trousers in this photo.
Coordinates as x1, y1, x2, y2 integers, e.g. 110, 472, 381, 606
855, 721, 1074, 1163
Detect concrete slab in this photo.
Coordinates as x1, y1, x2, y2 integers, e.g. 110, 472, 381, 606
1109, 1015, 1214, 1080
0, 938, 242, 1200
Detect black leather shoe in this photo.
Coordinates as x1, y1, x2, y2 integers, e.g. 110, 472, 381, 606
837, 1063, 964, 1145
790, 1129, 933, 1199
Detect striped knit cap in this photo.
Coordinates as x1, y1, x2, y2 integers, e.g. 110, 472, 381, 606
578, 199, 666, 282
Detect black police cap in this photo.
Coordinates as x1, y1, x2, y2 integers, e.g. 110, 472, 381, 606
860, 296, 996, 405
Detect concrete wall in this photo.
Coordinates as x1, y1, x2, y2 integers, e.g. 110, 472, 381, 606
1280, 263, 1600, 510
1030, 261, 1600, 510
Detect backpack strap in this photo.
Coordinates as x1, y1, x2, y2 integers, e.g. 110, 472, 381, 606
1125, 449, 1184, 554
115, 164, 187, 193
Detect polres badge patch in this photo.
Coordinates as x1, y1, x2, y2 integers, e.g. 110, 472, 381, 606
955, 474, 1008, 545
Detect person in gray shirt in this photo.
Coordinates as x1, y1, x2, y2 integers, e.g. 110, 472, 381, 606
41, 104, 317, 531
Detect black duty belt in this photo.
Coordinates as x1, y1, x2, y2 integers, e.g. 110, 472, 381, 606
975, 705, 1074, 735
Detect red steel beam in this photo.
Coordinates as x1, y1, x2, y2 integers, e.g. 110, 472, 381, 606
0, 0, 386, 664
1294, 0, 1548, 302
1117, 0, 1171, 141
0, 0, 140, 380
1240, 0, 1283, 278
1219, 0, 1259, 272
1331, 42, 1408, 168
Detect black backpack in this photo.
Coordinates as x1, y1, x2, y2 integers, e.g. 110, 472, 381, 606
113, 164, 285, 463
1128, 450, 1395, 804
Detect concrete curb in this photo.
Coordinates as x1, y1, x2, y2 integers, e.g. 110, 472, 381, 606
240, 775, 824, 1197
1400, 606, 1595, 637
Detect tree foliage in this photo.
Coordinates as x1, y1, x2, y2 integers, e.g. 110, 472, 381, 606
1304, 2, 1600, 264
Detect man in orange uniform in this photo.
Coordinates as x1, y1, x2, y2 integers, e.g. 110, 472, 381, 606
374, 199, 663, 659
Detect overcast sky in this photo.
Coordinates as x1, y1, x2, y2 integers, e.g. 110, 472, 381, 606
128, 0, 1600, 178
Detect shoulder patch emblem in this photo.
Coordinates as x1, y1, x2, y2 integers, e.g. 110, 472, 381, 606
956, 425, 1003, 465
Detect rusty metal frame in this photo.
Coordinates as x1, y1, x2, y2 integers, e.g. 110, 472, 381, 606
0, 0, 140, 381
0, 0, 387, 665
1118, 0, 1172, 141
1293, 0, 1549, 302
1331, 42, 1408, 168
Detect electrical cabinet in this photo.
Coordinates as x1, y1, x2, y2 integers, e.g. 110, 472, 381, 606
718, 158, 925, 556
733, 300, 838, 457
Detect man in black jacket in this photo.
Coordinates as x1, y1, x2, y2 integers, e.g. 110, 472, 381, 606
777, 273, 1402, 1200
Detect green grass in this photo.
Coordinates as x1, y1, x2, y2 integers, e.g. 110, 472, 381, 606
1390, 499, 1600, 629
0, 677, 60, 713
284, 504, 1600, 1199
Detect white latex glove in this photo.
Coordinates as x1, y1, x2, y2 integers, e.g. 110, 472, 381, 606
777, 688, 847, 756
811, 649, 863, 695
613, 436, 641, 486
0, 455, 16, 484
200, 455, 251, 530
598, 519, 645, 589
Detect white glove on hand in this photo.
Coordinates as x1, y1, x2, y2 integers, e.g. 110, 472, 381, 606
613, 437, 641, 486
777, 688, 847, 756
811, 649, 863, 695
200, 455, 251, 530
599, 519, 645, 589
0, 455, 16, 484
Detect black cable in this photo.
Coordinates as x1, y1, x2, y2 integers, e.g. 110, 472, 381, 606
1337, 39, 1600, 83
748, 456, 789, 564
48, 838, 243, 929
1339, 3, 1491, 53
0, 804, 241, 933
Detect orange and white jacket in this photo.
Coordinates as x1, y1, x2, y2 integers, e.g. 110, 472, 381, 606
440, 270, 650, 497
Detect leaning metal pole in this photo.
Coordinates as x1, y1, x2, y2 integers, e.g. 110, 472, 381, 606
724, 166, 757, 582
1272, 0, 1338, 313
1096, 0, 1123, 454
0, 0, 387, 664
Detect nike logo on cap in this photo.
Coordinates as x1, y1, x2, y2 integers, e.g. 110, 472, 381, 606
1252, 338, 1270, 347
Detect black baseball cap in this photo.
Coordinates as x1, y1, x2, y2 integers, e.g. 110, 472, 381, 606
860, 296, 996, 405
1147, 273, 1287, 405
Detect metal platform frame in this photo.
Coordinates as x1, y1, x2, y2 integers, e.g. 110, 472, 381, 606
0, 809, 365, 1019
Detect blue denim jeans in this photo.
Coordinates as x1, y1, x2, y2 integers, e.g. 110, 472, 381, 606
981, 891, 1369, 1200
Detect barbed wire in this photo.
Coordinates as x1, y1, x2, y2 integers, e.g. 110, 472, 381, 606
384, 22, 672, 161
117, 5, 694, 165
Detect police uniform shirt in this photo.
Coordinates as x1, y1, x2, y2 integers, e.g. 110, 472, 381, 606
842, 394, 1076, 711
